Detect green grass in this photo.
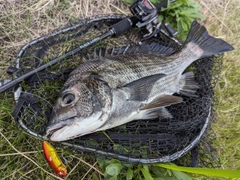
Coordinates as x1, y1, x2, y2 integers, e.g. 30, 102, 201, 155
0, 0, 239, 179
198, 0, 240, 171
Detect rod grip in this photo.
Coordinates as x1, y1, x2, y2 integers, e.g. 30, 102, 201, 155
111, 17, 138, 36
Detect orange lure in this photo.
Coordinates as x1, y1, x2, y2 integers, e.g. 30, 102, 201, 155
42, 141, 67, 178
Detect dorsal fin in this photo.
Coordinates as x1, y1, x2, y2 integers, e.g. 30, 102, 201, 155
82, 43, 176, 61
93, 48, 97, 59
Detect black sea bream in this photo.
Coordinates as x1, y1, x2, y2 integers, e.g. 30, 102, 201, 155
46, 21, 233, 141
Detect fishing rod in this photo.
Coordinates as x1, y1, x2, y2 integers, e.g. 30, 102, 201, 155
0, 0, 176, 93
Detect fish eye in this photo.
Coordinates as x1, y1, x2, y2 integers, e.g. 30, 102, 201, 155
62, 93, 75, 105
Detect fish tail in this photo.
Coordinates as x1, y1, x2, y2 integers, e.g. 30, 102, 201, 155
185, 21, 234, 57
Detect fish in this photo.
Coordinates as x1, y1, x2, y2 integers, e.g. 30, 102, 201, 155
46, 21, 233, 141
42, 141, 67, 178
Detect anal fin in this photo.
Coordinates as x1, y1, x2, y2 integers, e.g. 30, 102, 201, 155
158, 107, 173, 119
139, 107, 173, 120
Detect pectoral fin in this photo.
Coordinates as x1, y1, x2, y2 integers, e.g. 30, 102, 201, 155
140, 94, 182, 110
122, 73, 166, 101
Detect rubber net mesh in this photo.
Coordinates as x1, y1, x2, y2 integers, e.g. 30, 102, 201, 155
11, 14, 222, 166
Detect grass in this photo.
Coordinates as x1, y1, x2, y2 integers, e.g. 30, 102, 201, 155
0, 0, 239, 179
198, 0, 240, 170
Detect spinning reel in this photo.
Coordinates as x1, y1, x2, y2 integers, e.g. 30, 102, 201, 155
130, 0, 177, 39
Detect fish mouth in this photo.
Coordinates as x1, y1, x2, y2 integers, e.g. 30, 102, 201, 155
46, 111, 105, 141
46, 118, 74, 136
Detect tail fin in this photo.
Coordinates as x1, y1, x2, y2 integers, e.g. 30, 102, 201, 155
185, 21, 234, 57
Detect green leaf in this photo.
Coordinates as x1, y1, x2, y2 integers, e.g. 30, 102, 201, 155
150, 166, 167, 177
122, 0, 134, 3
168, 1, 183, 9
109, 175, 118, 180
171, 170, 192, 180
150, 0, 158, 4
110, 159, 121, 164
106, 163, 123, 176
181, 11, 204, 19
113, 144, 129, 153
92, 172, 99, 180
180, 8, 197, 15
166, 16, 174, 24
166, 169, 172, 176
97, 158, 111, 171
179, 19, 188, 31
127, 168, 133, 180
143, 165, 150, 171
140, 168, 154, 180
158, 15, 164, 22
123, 163, 133, 169
156, 164, 240, 178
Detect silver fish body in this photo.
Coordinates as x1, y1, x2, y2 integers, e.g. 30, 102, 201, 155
46, 21, 233, 141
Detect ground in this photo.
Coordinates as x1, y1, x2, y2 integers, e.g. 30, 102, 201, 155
0, 0, 239, 179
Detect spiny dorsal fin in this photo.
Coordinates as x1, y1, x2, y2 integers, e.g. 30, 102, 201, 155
99, 48, 103, 58
82, 42, 176, 61
140, 94, 182, 110
123, 45, 130, 55
104, 47, 109, 57
93, 48, 97, 59
111, 47, 115, 56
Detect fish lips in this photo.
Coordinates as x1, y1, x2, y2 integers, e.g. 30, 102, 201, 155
46, 111, 104, 141
46, 117, 82, 142
46, 118, 74, 136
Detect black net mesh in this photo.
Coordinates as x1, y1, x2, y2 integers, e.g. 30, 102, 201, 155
11, 14, 222, 167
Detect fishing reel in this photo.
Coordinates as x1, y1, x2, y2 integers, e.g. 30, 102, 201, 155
130, 0, 178, 40
130, 0, 158, 35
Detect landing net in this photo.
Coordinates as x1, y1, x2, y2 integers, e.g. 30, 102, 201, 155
11, 15, 222, 166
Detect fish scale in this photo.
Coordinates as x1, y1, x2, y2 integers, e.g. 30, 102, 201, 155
81, 54, 175, 89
